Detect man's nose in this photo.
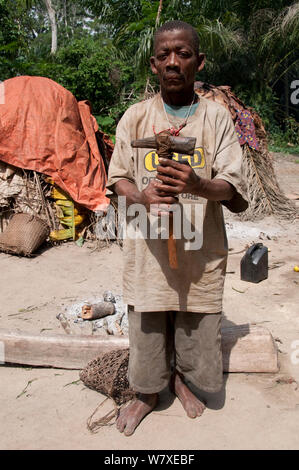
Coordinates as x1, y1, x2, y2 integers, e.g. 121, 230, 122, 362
166, 52, 180, 68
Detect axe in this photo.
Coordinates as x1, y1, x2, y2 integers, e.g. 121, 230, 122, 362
131, 132, 196, 269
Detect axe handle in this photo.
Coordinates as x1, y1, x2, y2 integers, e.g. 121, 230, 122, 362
154, 133, 179, 269
168, 216, 178, 269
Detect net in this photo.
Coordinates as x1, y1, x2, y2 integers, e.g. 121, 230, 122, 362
79, 349, 136, 432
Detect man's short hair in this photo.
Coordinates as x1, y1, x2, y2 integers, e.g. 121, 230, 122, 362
154, 20, 199, 54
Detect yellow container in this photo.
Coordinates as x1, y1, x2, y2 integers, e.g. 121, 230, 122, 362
50, 183, 86, 241
50, 228, 73, 241
60, 214, 84, 227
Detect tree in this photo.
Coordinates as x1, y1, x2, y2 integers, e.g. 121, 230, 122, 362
2, 0, 298, 134
17, 0, 58, 54
44, 0, 57, 54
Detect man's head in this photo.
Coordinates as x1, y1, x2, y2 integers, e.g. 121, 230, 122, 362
150, 21, 205, 102
153, 21, 200, 55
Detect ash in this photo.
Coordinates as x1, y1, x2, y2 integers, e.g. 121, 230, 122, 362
59, 291, 129, 336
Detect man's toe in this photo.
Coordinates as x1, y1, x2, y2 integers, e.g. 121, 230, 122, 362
187, 408, 197, 419
123, 418, 137, 436
116, 416, 126, 433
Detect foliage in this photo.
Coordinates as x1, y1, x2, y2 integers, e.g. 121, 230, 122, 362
95, 89, 141, 138
269, 115, 299, 152
0, 0, 298, 148
0, 0, 29, 77
26, 37, 133, 114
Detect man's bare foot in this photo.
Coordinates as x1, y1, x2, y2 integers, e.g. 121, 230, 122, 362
116, 393, 158, 436
171, 372, 206, 418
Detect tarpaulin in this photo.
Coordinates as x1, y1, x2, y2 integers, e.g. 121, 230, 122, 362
0, 76, 111, 212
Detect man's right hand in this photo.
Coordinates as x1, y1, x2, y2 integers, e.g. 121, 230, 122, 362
141, 179, 178, 213
114, 179, 177, 215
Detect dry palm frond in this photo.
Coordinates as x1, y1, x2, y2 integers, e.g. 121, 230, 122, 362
143, 77, 156, 100
195, 81, 298, 220
240, 144, 297, 220
0, 164, 59, 233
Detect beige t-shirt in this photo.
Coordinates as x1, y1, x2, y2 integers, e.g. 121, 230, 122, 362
107, 94, 247, 313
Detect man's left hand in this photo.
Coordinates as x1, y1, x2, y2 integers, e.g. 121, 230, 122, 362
156, 157, 200, 195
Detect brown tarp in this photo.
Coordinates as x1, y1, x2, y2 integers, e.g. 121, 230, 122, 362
0, 76, 110, 212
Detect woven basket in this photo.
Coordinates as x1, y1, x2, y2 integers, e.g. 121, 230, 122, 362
80, 349, 135, 406
0, 213, 50, 256
80, 349, 136, 433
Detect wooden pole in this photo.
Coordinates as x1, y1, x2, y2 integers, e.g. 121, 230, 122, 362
168, 217, 178, 269
0, 324, 278, 372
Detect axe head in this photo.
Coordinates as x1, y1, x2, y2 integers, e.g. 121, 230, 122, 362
131, 135, 196, 156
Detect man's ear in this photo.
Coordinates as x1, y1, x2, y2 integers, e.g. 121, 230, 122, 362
150, 56, 158, 75
197, 53, 205, 73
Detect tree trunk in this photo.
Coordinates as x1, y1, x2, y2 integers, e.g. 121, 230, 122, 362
63, 0, 69, 39
44, 0, 57, 54
155, 0, 163, 27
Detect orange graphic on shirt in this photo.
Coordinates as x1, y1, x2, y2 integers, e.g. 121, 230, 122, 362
144, 147, 205, 172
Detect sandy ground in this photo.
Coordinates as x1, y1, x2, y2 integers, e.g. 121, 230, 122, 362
0, 152, 299, 450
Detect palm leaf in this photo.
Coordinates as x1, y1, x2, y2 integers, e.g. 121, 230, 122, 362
196, 18, 242, 57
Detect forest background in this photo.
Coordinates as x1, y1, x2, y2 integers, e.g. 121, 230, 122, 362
1, 0, 298, 152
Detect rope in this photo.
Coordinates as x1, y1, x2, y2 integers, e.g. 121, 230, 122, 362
155, 133, 173, 159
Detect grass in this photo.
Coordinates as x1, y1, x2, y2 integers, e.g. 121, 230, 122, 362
269, 145, 299, 155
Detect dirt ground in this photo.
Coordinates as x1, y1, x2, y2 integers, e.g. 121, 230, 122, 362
0, 152, 299, 450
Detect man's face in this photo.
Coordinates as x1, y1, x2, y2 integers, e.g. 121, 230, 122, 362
150, 29, 204, 95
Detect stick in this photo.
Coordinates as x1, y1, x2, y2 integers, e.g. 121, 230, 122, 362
33, 171, 52, 228
168, 217, 178, 269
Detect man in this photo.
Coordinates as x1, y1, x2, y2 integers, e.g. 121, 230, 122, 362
107, 20, 247, 436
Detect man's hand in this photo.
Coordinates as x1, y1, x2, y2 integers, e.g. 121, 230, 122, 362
155, 157, 200, 195
156, 157, 236, 201
114, 178, 178, 215
141, 178, 178, 213
114, 160, 235, 210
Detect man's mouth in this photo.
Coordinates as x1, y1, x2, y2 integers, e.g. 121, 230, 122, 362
164, 74, 183, 82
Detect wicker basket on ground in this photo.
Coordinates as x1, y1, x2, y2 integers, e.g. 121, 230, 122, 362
0, 212, 50, 256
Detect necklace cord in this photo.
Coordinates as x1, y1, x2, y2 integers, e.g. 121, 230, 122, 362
161, 93, 196, 136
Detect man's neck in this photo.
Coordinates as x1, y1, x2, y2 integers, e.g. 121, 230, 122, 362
160, 88, 197, 106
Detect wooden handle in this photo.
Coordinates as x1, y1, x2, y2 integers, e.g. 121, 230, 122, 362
168, 218, 178, 269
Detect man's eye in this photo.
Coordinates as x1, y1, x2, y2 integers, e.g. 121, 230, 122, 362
157, 54, 167, 60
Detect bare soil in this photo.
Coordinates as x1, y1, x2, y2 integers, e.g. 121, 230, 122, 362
0, 152, 299, 450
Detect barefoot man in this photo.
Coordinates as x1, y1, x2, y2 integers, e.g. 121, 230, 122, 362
106, 20, 248, 436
